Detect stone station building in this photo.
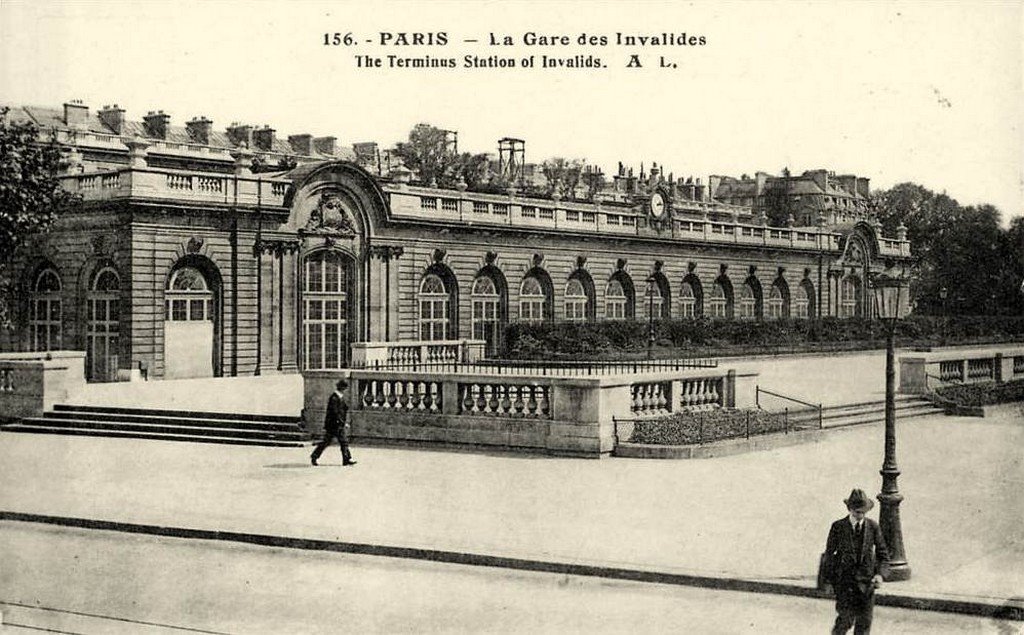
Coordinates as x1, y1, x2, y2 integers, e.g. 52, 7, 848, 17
1, 101, 912, 383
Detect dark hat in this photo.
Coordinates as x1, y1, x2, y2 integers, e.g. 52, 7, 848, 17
335, 378, 349, 390
844, 488, 874, 512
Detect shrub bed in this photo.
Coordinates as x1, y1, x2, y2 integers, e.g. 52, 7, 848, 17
503, 316, 1024, 360
628, 408, 786, 445
934, 380, 1024, 407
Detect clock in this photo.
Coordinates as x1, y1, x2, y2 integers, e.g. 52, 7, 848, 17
650, 191, 669, 221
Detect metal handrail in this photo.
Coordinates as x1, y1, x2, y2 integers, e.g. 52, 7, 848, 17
756, 385, 823, 429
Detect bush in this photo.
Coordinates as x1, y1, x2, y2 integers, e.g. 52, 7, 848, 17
502, 315, 1024, 360
935, 380, 1024, 407
628, 409, 787, 445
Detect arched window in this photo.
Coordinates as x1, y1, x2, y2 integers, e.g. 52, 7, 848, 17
767, 280, 788, 319
646, 274, 670, 319
519, 276, 546, 323
87, 266, 120, 380
794, 281, 814, 318
303, 251, 349, 369
419, 273, 451, 340
680, 281, 697, 318
605, 279, 627, 320
738, 282, 757, 320
709, 281, 729, 318
30, 268, 62, 351
472, 275, 501, 354
840, 276, 861, 318
166, 266, 211, 321
565, 278, 588, 322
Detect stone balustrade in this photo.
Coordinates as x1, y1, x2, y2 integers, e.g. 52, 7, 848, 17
899, 345, 1024, 394
384, 185, 863, 252
303, 366, 756, 457
0, 351, 87, 421
349, 339, 486, 369
59, 169, 289, 208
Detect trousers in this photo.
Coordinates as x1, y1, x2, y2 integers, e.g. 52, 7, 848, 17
832, 583, 874, 634
310, 428, 352, 464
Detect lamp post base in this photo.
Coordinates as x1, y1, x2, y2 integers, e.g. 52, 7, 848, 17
878, 486, 911, 582
884, 561, 912, 582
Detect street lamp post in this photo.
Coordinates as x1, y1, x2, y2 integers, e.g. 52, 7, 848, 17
870, 267, 912, 581
646, 277, 657, 360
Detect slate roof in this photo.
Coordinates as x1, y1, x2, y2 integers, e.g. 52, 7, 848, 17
6, 103, 355, 160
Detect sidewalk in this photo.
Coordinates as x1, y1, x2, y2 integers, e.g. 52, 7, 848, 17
1, 409, 1021, 618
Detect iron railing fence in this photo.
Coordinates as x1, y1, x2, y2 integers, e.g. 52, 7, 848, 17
613, 408, 790, 446
755, 385, 823, 430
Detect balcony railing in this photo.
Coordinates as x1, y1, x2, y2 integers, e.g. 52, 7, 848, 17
59, 169, 290, 208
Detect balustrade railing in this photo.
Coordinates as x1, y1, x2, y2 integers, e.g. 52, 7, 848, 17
631, 381, 671, 416
967, 358, 993, 381
459, 382, 551, 418
167, 174, 192, 190
1014, 356, 1024, 377
196, 176, 224, 193
679, 377, 723, 410
359, 378, 442, 413
939, 360, 964, 383
0, 368, 14, 392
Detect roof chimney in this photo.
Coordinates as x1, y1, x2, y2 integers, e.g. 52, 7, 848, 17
63, 100, 88, 128
186, 116, 213, 145
288, 134, 313, 155
98, 104, 125, 135
856, 177, 870, 198
226, 123, 253, 148
253, 126, 276, 151
143, 110, 170, 139
313, 136, 337, 155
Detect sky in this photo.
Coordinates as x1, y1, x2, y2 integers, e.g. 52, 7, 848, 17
1, 0, 1021, 224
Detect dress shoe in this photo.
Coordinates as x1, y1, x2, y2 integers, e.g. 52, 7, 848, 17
310, 455, 318, 466
343, 460, 357, 466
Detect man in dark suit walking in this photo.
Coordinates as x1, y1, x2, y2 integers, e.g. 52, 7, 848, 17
311, 378, 356, 467
823, 488, 890, 634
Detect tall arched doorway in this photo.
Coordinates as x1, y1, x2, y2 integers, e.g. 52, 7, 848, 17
303, 250, 355, 370
164, 263, 218, 379
87, 266, 120, 381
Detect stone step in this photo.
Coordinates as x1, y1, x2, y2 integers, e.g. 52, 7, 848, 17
14, 416, 308, 442
0, 423, 305, 447
1, 403, 310, 447
784, 399, 941, 429
52, 403, 299, 424
43, 409, 301, 433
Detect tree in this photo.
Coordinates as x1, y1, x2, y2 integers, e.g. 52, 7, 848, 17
540, 157, 583, 199
873, 182, 1020, 315
0, 107, 80, 328
391, 123, 490, 189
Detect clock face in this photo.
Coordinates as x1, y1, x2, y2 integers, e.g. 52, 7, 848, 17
650, 192, 667, 220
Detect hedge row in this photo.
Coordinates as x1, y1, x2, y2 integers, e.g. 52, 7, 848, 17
628, 409, 787, 445
935, 380, 1024, 407
503, 316, 1024, 359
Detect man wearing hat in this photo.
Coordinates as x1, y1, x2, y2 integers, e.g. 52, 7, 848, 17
311, 379, 357, 467
822, 488, 890, 634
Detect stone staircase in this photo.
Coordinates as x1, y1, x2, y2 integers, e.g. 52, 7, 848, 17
784, 395, 942, 430
1, 404, 310, 447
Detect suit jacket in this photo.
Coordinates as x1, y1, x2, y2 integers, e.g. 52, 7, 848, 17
324, 391, 349, 433
824, 517, 890, 595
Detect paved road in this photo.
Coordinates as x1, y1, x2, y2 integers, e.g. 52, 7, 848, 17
1, 522, 1013, 635
1, 410, 1021, 608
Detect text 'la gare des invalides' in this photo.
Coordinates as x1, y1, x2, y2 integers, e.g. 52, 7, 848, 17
337, 31, 708, 69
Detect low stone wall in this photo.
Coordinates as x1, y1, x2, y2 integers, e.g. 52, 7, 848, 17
303, 366, 757, 457
899, 345, 1024, 394
0, 351, 86, 421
